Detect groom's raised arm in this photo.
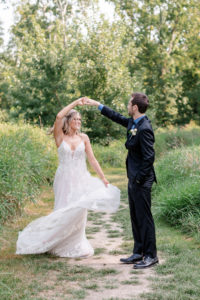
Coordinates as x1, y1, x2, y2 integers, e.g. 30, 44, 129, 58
100, 105, 129, 128
84, 98, 129, 128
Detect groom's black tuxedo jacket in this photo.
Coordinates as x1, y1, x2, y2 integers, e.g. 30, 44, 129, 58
101, 105, 157, 184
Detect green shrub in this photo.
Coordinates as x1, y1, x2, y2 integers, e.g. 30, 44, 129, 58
153, 146, 200, 237
154, 146, 200, 189
155, 126, 200, 158
0, 123, 57, 226
92, 139, 126, 168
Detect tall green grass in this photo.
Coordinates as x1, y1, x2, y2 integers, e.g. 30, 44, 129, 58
92, 139, 126, 168
155, 125, 200, 158
153, 146, 200, 238
0, 123, 57, 226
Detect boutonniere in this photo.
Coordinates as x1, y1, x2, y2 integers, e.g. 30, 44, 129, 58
129, 128, 137, 136
128, 128, 137, 140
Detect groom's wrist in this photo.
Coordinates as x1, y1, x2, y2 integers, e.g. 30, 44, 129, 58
98, 104, 104, 111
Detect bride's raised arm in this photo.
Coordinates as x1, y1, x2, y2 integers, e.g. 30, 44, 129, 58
53, 98, 84, 147
82, 134, 109, 187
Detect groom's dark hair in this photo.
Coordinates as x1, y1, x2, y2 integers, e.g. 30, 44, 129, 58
131, 92, 149, 113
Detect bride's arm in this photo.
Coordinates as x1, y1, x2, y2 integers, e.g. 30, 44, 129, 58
54, 98, 84, 147
83, 134, 109, 187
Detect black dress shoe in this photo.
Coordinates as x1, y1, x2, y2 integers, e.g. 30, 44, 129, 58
133, 256, 159, 269
120, 254, 143, 264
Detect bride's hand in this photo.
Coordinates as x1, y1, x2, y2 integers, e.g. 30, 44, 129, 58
102, 177, 109, 187
75, 98, 85, 106
83, 97, 100, 107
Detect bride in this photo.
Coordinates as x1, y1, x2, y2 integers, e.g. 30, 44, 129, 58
16, 98, 120, 258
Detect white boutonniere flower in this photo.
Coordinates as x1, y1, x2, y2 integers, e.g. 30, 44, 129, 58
128, 128, 137, 140
130, 128, 137, 136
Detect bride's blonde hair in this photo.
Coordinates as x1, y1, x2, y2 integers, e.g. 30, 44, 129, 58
62, 109, 81, 135
49, 109, 81, 135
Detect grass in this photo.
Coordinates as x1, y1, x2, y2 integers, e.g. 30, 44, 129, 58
86, 226, 101, 234
107, 230, 122, 238
94, 247, 106, 255
153, 146, 200, 237
0, 123, 57, 227
71, 289, 87, 299
92, 139, 126, 168
154, 124, 200, 158
108, 171, 200, 300
104, 283, 118, 289
82, 283, 99, 290
108, 250, 124, 255
0, 169, 200, 299
1, 123, 200, 299
139, 219, 200, 300
120, 278, 139, 285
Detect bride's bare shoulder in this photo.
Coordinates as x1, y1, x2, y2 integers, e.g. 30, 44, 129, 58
80, 133, 90, 143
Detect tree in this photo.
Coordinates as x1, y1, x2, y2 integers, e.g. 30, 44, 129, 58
73, 18, 135, 141
4, 1, 84, 125
2, 0, 134, 142
110, 0, 200, 126
2, 0, 199, 132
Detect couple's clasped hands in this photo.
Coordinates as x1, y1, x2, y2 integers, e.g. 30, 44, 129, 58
75, 97, 100, 107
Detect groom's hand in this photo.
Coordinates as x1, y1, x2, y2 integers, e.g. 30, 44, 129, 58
83, 97, 100, 107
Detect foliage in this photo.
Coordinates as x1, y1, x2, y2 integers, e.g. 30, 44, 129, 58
111, 0, 200, 126
153, 146, 200, 237
92, 138, 126, 167
0, 0, 135, 141
0, 20, 3, 47
0, 0, 199, 137
0, 122, 57, 226
154, 124, 200, 158
74, 19, 135, 140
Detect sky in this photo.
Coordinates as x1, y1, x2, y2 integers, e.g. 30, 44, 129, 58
0, 0, 115, 45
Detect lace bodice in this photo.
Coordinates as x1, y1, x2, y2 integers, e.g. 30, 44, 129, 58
57, 140, 87, 172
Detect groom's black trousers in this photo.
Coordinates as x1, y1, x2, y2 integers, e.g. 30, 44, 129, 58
128, 173, 157, 258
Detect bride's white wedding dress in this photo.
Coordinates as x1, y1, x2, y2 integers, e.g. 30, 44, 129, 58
16, 140, 120, 258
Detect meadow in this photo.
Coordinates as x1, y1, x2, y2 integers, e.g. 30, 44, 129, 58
0, 123, 57, 227
0, 122, 200, 299
0, 122, 199, 238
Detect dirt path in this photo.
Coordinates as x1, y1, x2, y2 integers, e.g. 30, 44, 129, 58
1, 175, 163, 300
35, 206, 159, 300
65, 210, 159, 300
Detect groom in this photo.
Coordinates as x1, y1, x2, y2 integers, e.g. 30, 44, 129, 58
84, 93, 158, 269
